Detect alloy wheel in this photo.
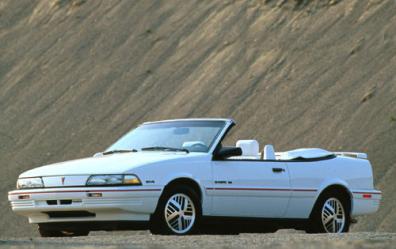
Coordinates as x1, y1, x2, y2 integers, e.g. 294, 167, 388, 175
164, 193, 196, 234
321, 197, 346, 233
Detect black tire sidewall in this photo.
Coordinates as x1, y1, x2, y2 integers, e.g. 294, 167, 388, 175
151, 186, 201, 235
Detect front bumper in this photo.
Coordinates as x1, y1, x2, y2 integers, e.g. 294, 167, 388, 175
8, 186, 162, 223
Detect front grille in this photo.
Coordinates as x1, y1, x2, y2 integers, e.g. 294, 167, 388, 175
43, 211, 96, 218
60, 200, 72, 205
46, 200, 57, 205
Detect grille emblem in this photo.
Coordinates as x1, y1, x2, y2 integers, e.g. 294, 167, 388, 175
61, 177, 65, 185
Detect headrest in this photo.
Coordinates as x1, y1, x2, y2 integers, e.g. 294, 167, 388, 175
263, 144, 276, 160
236, 140, 259, 157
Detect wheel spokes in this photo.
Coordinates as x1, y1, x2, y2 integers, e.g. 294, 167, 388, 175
169, 198, 181, 211
324, 203, 335, 215
166, 210, 179, 221
321, 197, 345, 233
177, 216, 183, 230
324, 218, 334, 232
164, 193, 196, 234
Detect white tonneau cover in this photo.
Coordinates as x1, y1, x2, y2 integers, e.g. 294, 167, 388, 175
276, 148, 333, 160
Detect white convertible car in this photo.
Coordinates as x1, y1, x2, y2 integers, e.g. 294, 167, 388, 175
9, 118, 381, 236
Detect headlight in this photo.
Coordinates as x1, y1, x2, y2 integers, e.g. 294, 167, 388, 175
86, 174, 141, 186
17, 177, 44, 189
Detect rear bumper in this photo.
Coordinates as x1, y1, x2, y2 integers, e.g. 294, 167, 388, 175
351, 190, 381, 216
8, 186, 162, 223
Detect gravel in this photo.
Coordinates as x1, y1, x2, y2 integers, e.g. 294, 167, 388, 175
1, 232, 396, 249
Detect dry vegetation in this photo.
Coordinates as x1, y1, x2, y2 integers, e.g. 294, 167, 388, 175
0, 0, 395, 237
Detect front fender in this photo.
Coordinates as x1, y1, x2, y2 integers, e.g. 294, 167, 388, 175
161, 173, 204, 195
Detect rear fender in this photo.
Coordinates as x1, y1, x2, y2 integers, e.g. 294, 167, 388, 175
310, 178, 353, 215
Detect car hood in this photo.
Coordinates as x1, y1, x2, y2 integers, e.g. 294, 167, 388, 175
19, 152, 199, 178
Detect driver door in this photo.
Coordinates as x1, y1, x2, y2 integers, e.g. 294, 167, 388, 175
209, 160, 291, 218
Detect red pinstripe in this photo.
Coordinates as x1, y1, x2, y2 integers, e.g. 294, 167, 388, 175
206, 187, 316, 192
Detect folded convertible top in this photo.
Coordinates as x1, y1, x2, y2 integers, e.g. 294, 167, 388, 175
276, 148, 368, 160
276, 148, 334, 160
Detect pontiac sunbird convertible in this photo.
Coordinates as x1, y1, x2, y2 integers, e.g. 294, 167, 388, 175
9, 118, 381, 236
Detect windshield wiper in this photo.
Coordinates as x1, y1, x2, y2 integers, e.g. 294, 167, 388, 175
141, 146, 189, 153
103, 149, 138, 155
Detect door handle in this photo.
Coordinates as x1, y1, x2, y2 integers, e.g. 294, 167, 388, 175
272, 168, 285, 173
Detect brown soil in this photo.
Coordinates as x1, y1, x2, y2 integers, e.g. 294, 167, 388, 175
1, 232, 396, 249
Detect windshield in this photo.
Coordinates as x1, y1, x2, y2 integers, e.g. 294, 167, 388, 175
106, 120, 226, 153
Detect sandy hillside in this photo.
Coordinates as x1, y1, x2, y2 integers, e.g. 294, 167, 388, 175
0, 0, 395, 237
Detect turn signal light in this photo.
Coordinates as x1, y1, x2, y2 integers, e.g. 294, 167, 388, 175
18, 195, 30, 200
124, 175, 141, 185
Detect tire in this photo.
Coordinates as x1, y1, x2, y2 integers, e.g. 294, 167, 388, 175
306, 191, 350, 233
150, 186, 201, 235
38, 225, 89, 237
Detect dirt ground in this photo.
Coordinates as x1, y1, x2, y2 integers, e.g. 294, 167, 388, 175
1, 232, 396, 249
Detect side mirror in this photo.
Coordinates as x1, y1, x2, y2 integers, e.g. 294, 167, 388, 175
214, 146, 242, 160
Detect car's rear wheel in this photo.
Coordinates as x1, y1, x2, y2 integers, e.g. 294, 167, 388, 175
38, 225, 89, 237
150, 186, 201, 235
307, 191, 350, 233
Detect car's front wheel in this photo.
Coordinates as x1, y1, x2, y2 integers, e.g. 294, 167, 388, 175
307, 191, 350, 233
150, 186, 201, 235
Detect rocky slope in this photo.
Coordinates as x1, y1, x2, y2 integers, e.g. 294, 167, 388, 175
0, 0, 395, 236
